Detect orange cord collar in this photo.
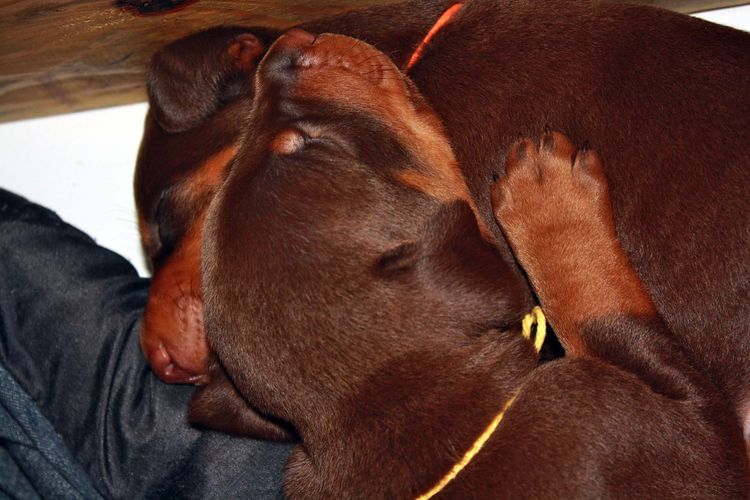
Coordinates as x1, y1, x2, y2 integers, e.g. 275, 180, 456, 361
405, 3, 464, 72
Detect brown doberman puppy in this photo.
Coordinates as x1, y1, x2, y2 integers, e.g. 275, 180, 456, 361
135, 27, 268, 384
137, 0, 750, 438
135, 1, 458, 384
197, 30, 747, 496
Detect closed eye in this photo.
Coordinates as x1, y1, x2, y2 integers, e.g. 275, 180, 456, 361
151, 189, 182, 264
299, 125, 358, 158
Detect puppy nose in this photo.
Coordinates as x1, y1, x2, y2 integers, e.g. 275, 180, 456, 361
257, 28, 318, 83
276, 28, 316, 50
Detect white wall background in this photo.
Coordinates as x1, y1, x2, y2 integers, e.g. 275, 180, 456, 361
1, 5, 748, 278
0, 102, 151, 274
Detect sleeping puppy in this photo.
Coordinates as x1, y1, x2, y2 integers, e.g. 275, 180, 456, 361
134, 1, 459, 383
197, 31, 747, 497
138, 0, 750, 440
135, 27, 266, 384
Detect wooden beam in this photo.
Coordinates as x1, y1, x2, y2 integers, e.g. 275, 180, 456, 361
0, 0, 747, 123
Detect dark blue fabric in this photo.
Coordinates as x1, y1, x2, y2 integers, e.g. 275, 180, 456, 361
0, 189, 289, 499
0, 361, 102, 500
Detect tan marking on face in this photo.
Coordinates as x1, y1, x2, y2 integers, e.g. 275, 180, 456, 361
182, 143, 239, 199
270, 129, 306, 155
138, 144, 238, 381
138, 143, 239, 265
285, 34, 492, 238
141, 211, 209, 380
138, 213, 154, 255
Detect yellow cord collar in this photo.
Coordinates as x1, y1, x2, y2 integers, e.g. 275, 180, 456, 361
415, 306, 546, 500
521, 306, 546, 353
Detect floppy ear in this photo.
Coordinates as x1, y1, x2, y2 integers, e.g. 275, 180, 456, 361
147, 27, 270, 133
412, 201, 536, 331
189, 357, 297, 442
420, 201, 509, 274
423, 201, 564, 357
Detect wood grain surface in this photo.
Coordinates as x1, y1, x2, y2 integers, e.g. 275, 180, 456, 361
0, 0, 747, 123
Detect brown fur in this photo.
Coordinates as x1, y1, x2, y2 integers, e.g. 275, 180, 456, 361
493, 132, 657, 356
136, 2, 750, 405
198, 29, 747, 497
134, 2, 458, 382
134, 26, 265, 382
132, 0, 750, 493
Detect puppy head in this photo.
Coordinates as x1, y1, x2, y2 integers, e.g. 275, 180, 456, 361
135, 27, 277, 383
203, 31, 535, 437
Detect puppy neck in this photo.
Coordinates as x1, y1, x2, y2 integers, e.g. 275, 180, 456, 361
284, 332, 539, 497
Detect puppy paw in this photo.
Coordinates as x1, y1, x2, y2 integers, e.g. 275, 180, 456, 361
492, 130, 612, 268
492, 131, 658, 356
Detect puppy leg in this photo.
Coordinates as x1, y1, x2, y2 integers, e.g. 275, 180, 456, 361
492, 131, 656, 356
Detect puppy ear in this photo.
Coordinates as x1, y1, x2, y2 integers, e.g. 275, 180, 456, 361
147, 28, 268, 133
421, 201, 491, 259
189, 358, 297, 442
416, 201, 533, 328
